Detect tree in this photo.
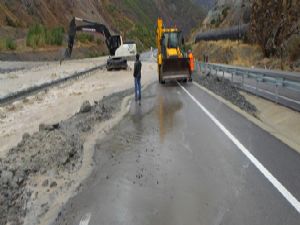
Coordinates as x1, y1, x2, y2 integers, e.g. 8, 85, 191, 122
250, 0, 300, 58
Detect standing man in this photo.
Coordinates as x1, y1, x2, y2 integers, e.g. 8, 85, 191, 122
133, 54, 142, 103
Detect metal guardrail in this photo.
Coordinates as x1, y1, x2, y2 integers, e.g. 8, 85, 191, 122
196, 61, 300, 111
207, 63, 300, 92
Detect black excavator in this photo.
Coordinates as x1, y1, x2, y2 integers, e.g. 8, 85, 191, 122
61, 17, 137, 70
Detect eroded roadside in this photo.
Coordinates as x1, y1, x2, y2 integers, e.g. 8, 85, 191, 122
0, 62, 157, 157
193, 72, 300, 154
194, 74, 257, 114
0, 89, 134, 225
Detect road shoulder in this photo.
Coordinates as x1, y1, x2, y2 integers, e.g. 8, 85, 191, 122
192, 81, 300, 154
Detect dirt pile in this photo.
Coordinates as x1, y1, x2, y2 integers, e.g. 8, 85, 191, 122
0, 126, 82, 225
194, 73, 257, 114
0, 89, 132, 225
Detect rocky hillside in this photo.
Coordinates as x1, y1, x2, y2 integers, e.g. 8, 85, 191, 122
250, 0, 300, 59
193, 0, 300, 71
0, 0, 206, 50
202, 0, 251, 30
192, 0, 215, 9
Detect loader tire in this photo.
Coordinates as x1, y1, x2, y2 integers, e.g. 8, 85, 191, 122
158, 65, 165, 84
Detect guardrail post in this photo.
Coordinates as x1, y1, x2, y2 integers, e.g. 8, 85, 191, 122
256, 75, 264, 96
198, 61, 201, 75
275, 78, 284, 104
255, 78, 258, 96
231, 72, 234, 82
223, 70, 225, 80
275, 84, 279, 103
242, 73, 245, 87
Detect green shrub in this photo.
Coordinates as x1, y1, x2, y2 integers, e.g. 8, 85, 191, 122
47, 27, 65, 45
127, 23, 155, 50
107, 4, 117, 13
88, 51, 105, 58
26, 24, 46, 48
0, 38, 5, 51
77, 33, 95, 43
96, 39, 102, 45
26, 24, 64, 48
0, 38, 17, 51
6, 38, 17, 50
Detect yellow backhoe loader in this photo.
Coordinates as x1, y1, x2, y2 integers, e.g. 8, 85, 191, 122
156, 18, 192, 84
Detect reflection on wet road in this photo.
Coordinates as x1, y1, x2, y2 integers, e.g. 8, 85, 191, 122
157, 93, 182, 143
55, 82, 300, 225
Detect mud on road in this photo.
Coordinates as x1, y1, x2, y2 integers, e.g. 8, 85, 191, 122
0, 89, 133, 225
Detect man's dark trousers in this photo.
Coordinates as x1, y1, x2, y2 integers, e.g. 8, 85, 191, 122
135, 76, 141, 101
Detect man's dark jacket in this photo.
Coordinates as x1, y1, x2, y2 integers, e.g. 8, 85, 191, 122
133, 60, 142, 78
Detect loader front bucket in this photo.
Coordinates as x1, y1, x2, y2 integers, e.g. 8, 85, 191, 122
161, 58, 191, 81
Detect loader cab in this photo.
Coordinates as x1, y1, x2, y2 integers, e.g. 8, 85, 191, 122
161, 31, 185, 58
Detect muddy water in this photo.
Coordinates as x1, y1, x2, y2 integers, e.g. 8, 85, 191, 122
54, 83, 192, 225
54, 81, 300, 225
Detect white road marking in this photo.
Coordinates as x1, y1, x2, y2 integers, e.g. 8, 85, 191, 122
79, 213, 91, 225
178, 82, 300, 214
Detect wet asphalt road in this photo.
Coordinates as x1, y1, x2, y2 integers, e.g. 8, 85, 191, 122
55, 81, 300, 225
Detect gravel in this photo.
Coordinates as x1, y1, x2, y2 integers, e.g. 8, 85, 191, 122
42, 180, 49, 187
0, 88, 132, 225
79, 101, 92, 113
50, 181, 57, 188
194, 73, 257, 114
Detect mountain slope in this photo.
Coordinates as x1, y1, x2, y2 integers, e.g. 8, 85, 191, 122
202, 0, 251, 30
0, 0, 206, 50
192, 0, 215, 9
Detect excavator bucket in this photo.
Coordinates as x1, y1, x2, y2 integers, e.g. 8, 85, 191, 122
161, 58, 191, 81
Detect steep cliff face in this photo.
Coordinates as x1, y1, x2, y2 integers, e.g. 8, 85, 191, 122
192, 0, 215, 9
194, 0, 300, 71
0, 0, 205, 49
250, 0, 300, 59
202, 0, 251, 30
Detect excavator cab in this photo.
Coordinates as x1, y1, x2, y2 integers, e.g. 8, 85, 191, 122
107, 35, 122, 56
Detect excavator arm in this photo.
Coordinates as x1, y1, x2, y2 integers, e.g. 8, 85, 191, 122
64, 17, 121, 58
61, 16, 136, 71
